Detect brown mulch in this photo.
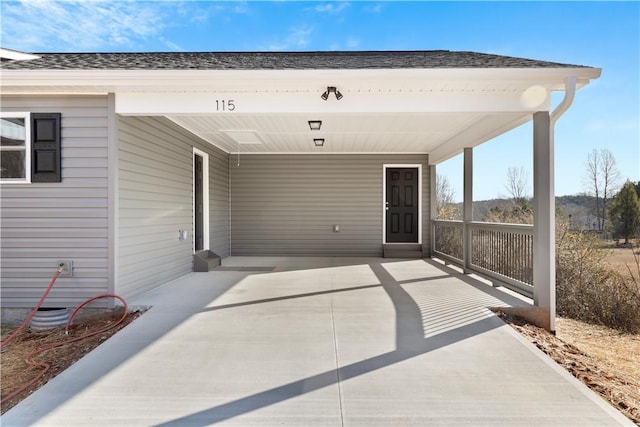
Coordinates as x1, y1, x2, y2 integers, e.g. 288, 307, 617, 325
1, 308, 145, 414
496, 311, 640, 425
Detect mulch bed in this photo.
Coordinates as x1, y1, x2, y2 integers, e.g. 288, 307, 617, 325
1, 309, 145, 414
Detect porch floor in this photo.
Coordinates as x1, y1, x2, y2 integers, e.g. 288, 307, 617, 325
3, 258, 631, 426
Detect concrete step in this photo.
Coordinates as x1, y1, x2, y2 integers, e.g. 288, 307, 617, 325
384, 250, 424, 259
193, 250, 221, 272
383, 244, 424, 259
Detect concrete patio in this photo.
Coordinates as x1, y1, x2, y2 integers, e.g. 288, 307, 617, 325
2, 257, 632, 426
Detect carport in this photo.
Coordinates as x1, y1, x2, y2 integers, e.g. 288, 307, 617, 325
0, 50, 602, 332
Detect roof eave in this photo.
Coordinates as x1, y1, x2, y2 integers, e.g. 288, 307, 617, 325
0, 66, 602, 94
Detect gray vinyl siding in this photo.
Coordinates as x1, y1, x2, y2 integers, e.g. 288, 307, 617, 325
0, 96, 110, 308
117, 116, 228, 298
231, 154, 430, 256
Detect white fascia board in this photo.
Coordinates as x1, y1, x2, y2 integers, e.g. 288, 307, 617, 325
115, 89, 552, 115
0, 67, 601, 94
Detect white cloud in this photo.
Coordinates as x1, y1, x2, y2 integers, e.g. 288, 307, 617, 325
0, 0, 175, 51
264, 25, 314, 51
364, 3, 383, 14
159, 36, 184, 52
346, 37, 360, 49
312, 2, 350, 14
232, 1, 250, 14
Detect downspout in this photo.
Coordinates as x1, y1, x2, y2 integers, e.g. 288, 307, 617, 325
545, 76, 577, 333
551, 76, 577, 125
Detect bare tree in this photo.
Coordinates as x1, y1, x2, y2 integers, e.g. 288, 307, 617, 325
584, 148, 621, 231
505, 166, 529, 205
436, 173, 460, 220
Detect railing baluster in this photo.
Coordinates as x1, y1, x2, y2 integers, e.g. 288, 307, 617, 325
434, 220, 534, 297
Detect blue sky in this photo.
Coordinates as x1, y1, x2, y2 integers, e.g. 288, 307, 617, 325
1, 0, 638, 200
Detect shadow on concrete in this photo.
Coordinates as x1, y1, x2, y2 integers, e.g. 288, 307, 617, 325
4, 258, 534, 426
155, 259, 515, 426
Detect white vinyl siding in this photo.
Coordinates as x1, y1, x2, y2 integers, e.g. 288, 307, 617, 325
230, 154, 430, 256
117, 116, 229, 298
0, 96, 110, 308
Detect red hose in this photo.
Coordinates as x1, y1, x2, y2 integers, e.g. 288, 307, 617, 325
1, 268, 129, 405
0, 267, 63, 348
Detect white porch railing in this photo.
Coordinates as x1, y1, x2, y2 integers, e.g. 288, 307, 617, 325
433, 220, 534, 298
433, 220, 463, 263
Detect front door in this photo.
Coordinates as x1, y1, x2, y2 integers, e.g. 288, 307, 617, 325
385, 167, 419, 243
194, 153, 204, 251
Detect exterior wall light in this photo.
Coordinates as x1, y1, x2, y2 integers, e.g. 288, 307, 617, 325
321, 86, 343, 101
314, 138, 325, 147
308, 120, 322, 130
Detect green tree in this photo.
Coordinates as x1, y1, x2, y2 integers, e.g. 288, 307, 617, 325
609, 180, 640, 244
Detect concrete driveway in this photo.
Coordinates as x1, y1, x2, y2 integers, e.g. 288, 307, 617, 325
2, 257, 632, 426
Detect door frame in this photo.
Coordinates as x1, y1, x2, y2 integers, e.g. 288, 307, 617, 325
193, 147, 210, 253
382, 164, 422, 244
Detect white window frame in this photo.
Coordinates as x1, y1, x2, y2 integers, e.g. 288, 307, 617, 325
0, 112, 31, 184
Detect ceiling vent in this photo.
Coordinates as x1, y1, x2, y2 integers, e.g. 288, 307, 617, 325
221, 130, 264, 145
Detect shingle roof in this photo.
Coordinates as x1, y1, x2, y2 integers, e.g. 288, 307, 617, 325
0, 50, 591, 71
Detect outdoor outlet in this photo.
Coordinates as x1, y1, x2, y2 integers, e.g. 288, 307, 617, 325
57, 260, 73, 277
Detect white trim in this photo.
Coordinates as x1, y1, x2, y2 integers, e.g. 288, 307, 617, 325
0, 67, 602, 92
0, 48, 40, 61
193, 147, 210, 253
0, 112, 31, 184
227, 151, 430, 155
117, 90, 552, 115
382, 164, 423, 245
107, 93, 118, 296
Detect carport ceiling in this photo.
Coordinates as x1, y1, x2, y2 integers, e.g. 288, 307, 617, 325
167, 112, 527, 160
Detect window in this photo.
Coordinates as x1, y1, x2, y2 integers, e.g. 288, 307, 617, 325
0, 112, 62, 183
0, 113, 30, 183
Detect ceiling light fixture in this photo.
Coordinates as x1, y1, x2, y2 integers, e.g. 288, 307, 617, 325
321, 86, 343, 101
308, 120, 322, 131
314, 138, 325, 147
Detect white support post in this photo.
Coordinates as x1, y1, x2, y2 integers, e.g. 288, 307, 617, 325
429, 164, 437, 257
533, 111, 555, 332
463, 147, 473, 273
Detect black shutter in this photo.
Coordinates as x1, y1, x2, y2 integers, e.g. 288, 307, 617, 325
31, 113, 61, 182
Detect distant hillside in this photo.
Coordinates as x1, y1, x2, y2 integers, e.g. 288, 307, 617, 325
556, 194, 598, 230
470, 198, 512, 221
454, 194, 597, 226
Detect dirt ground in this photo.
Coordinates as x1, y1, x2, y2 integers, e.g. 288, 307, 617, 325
497, 312, 640, 425
1, 309, 145, 414
600, 241, 640, 283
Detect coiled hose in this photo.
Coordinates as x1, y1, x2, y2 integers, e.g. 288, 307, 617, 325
0, 266, 64, 348
1, 267, 128, 405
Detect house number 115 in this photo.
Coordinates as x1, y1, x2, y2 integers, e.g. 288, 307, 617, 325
216, 100, 235, 111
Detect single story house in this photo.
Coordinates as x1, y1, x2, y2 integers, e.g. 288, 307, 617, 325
0, 49, 601, 331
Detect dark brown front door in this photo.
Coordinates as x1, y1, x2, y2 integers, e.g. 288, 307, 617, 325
386, 168, 419, 243
194, 153, 204, 251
